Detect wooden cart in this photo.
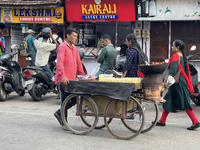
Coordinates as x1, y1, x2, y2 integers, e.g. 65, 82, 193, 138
60, 80, 164, 140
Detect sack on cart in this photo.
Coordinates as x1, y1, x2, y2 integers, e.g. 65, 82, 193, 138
82, 95, 137, 115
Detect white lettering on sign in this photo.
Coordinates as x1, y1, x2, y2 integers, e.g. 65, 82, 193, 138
19, 17, 53, 22
82, 15, 118, 19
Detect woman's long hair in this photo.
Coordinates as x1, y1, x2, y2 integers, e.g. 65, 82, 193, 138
126, 33, 142, 51
174, 40, 188, 76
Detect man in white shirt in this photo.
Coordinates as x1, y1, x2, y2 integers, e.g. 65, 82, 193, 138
47, 28, 63, 45
34, 27, 58, 81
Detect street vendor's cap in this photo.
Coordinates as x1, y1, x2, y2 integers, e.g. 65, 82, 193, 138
52, 28, 58, 32
27, 29, 35, 33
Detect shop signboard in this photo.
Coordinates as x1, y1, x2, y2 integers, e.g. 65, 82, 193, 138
0, 7, 64, 24
142, 29, 150, 38
65, 0, 135, 21
134, 29, 141, 38
138, 0, 200, 21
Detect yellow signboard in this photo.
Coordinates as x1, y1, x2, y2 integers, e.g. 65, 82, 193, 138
0, 7, 64, 24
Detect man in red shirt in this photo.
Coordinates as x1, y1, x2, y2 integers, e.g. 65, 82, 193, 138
54, 28, 85, 131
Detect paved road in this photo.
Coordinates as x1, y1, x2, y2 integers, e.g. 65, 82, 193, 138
0, 92, 200, 150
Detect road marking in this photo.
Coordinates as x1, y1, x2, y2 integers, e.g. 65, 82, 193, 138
0, 110, 53, 116
0, 111, 189, 126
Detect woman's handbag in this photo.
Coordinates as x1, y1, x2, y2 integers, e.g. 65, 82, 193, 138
137, 69, 144, 78
163, 56, 181, 83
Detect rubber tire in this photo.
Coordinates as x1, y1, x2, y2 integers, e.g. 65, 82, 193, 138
16, 89, 25, 96
140, 103, 159, 133
0, 86, 7, 101
104, 97, 144, 140
191, 95, 200, 106
28, 84, 42, 101
61, 94, 98, 135
53, 66, 56, 75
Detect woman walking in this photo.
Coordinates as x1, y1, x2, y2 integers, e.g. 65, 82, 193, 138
156, 39, 199, 130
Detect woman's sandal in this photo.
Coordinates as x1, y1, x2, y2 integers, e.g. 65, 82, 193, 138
152, 121, 166, 126
187, 122, 200, 130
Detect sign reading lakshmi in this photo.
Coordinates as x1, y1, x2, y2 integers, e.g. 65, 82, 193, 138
0, 7, 64, 24
65, 0, 135, 22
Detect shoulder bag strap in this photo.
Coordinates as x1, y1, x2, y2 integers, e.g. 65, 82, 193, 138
25, 35, 31, 41
177, 55, 180, 69
56, 36, 60, 45
48, 37, 51, 43
26, 35, 33, 51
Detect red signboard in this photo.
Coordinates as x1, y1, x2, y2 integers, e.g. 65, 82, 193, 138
65, 0, 135, 22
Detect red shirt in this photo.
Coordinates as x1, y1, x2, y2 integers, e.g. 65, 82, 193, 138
55, 41, 85, 84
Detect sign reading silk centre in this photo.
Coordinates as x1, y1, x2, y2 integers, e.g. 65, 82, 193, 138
0, 7, 64, 24
65, 0, 135, 21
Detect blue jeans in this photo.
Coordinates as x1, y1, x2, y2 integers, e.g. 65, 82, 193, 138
40, 64, 54, 80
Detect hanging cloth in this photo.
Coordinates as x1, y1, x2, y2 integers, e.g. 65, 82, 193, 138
0, 41, 3, 55
0, 36, 6, 53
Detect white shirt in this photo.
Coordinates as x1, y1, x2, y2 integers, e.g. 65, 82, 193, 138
34, 40, 56, 66
47, 34, 63, 45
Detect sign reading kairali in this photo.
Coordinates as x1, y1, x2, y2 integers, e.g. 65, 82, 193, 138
65, 0, 135, 21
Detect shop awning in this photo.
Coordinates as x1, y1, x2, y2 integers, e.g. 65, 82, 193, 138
65, 0, 135, 22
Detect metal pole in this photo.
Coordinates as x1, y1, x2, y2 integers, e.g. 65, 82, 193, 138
168, 21, 171, 59
115, 21, 118, 47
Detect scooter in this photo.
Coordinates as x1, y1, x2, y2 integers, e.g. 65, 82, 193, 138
114, 43, 127, 73
104, 55, 125, 77
187, 45, 200, 106
0, 51, 25, 101
22, 65, 56, 101
22, 50, 57, 101
48, 50, 57, 75
22, 50, 87, 102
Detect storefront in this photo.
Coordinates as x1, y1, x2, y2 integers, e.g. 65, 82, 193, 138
136, 0, 200, 80
0, 7, 64, 67
65, 0, 136, 75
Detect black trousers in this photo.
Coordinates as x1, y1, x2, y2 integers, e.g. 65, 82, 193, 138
56, 83, 76, 124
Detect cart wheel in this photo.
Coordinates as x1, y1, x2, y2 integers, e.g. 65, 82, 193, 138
104, 97, 144, 140
123, 97, 159, 133
81, 106, 113, 129
61, 94, 98, 135
139, 101, 159, 133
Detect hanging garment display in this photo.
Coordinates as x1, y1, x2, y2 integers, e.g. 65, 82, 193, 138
0, 36, 6, 53
0, 41, 3, 55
